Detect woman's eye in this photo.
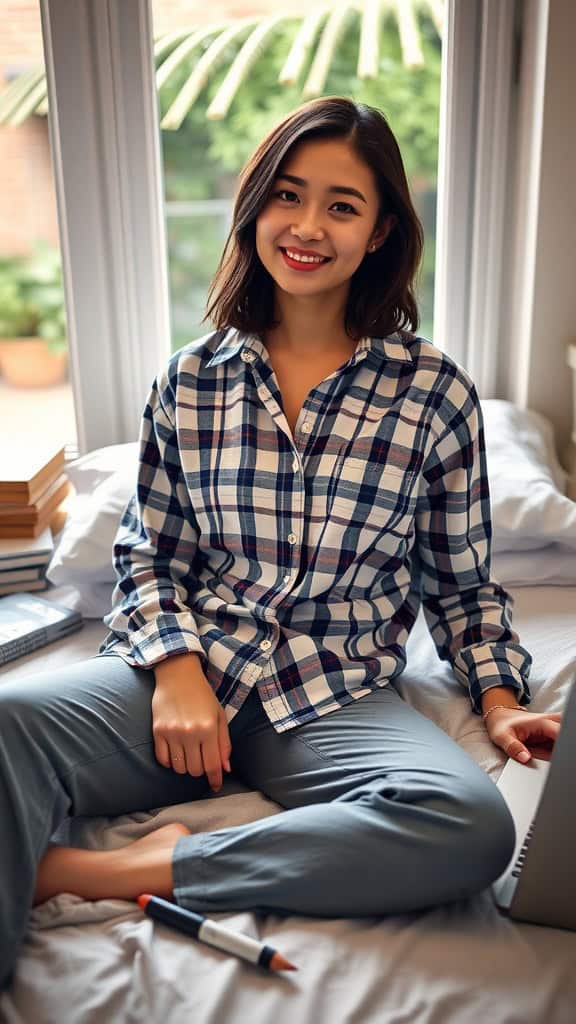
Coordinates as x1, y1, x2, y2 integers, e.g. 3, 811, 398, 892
331, 201, 358, 215
271, 192, 358, 215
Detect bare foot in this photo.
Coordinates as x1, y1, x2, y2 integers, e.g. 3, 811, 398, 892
33, 822, 192, 907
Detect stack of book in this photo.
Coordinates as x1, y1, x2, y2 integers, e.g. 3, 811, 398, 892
0, 446, 71, 596
0, 527, 55, 596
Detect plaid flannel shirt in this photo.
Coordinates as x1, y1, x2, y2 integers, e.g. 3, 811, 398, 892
99, 328, 532, 733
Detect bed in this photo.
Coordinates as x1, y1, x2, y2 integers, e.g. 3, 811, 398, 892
1, 399, 576, 1024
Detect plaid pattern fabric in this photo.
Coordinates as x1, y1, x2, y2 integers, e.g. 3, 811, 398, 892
99, 328, 532, 733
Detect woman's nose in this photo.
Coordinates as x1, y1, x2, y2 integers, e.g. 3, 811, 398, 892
290, 210, 325, 241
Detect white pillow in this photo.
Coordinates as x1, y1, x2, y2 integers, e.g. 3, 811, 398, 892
48, 467, 136, 585
44, 580, 116, 618
65, 442, 139, 494
492, 544, 576, 587
481, 400, 576, 553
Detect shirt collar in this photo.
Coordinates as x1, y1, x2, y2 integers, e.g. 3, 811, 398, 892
206, 328, 262, 367
358, 335, 413, 364
205, 328, 413, 367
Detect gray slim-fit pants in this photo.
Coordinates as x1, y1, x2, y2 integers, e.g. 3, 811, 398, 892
0, 653, 516, 989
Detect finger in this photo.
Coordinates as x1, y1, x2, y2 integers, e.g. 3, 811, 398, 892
170, 746, 187, 774
503, 735, 531, 763
155, 735, 172, 769
201, 736, 223, 792
543, 720, 563, 737
182, 742, 204, 778
525, 745, 554, 761
518, 721, 562, 744
218, 716, 232, 773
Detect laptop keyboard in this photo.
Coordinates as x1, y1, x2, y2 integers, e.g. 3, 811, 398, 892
512, 818, 536, 878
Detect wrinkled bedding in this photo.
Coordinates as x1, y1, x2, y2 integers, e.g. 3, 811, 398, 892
1, 586, 575, 1024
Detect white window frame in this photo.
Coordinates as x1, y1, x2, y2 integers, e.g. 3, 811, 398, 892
41, 0, 576, 454
41, 0, 170, 452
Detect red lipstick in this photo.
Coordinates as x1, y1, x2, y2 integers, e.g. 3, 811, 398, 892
279, 247, 331, 273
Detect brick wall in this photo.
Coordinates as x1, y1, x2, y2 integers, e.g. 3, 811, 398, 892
0, 0, 312, 256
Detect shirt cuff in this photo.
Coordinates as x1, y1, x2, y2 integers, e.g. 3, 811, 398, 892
115, 617, 205, 670
454, 642, 533, 715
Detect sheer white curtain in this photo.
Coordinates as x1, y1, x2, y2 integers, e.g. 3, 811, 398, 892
436, 0, 575, 463
434, 0, 519, 396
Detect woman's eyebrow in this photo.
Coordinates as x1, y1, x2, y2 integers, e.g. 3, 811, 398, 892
276, 173, 367, 205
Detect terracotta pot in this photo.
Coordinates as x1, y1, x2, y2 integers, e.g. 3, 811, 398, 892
0, 337, 68, 388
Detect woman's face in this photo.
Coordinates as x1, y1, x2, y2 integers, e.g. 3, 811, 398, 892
255, 137, 395, 304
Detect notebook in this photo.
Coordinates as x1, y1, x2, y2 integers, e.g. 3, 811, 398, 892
0, 592, 83, 667
492, 678, 576, 930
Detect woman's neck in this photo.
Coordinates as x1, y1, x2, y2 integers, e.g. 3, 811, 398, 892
263, 295, 356, 356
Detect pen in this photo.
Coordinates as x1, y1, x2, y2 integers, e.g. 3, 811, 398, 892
137, 894, 298, 973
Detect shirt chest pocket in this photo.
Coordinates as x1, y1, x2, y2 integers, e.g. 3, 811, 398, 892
331, 455, 415, 516
313, 456, 418, 560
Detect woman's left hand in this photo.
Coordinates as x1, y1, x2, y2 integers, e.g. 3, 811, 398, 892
485, 708, 563, 764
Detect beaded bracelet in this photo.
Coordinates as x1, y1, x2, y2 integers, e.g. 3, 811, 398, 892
481, 703, 528, 723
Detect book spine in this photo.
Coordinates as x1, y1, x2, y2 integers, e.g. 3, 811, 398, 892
0, 627, 50, 666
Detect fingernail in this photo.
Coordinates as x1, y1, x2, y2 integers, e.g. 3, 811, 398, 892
225, 760, 231, 772
518, 751, 530, 763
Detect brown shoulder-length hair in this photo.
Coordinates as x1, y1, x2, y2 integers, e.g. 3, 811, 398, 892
203, 96, 424, 341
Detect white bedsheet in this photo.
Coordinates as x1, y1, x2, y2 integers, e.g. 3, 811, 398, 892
1, 586, 575, 1024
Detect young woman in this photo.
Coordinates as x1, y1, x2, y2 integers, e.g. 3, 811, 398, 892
0, 96, 562, 990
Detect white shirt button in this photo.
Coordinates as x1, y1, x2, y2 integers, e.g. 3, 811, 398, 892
292, 458, 299, 473
287, 533, 297, 544
301, 421, 312, 434
259, 639, 272, 652
241, 350, 256, 362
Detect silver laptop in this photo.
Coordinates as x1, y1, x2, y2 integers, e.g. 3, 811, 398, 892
492, 678, 576, 930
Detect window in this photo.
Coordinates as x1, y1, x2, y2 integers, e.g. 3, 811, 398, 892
13, 0, 531, 450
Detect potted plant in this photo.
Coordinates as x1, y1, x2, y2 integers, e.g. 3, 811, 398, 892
0, 240, 68, 388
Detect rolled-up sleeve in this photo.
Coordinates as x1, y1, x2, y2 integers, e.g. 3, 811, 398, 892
101, 372, 205, 668
415, 373, 532, 714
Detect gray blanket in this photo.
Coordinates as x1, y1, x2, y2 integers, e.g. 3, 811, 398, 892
1, 586, 575, 1024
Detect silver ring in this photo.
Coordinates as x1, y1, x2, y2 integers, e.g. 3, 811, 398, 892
172, 755, 184, 761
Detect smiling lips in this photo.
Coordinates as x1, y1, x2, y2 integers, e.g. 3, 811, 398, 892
279, 246, 332, 272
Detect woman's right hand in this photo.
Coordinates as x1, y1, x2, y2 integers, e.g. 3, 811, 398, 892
152, 653, 232, 793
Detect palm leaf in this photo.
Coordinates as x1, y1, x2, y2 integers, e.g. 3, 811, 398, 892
423, 0, 446, 37
156, 24, 226, 91
160, 18, 259, 130
7, 75, 48, 127
395, 0, 425, 67
0, 0, 445, 128
206, 14, 296, 120
154, 28, 202, 63
357, 0, 382, 79
302, 4, 358, 98
277, 7, 330, 86
0, 68, 44, 124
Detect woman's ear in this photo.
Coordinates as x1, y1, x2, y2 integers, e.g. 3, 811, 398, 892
368, 214, 398, 253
